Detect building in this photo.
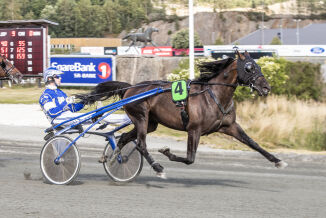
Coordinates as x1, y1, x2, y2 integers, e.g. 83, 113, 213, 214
233, 23, 326, 45
50, 38, 121, 51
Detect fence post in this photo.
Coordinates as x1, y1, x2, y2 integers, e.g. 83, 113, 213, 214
38, 78, 42, 88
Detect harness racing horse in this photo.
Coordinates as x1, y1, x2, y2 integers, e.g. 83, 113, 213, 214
122, 27, 159, 52
0, 55, 23, 84
80, 51, 288, 178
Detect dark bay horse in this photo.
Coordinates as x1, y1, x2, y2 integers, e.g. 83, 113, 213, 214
0, 55, 23, 84
80, 51, 288, 178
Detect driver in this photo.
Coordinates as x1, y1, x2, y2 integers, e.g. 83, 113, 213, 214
39, 67, 130, 126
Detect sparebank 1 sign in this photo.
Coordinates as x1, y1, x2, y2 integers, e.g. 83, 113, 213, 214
50, 55, 115, 86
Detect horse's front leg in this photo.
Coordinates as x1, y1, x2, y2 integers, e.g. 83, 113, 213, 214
141, 41, 147, 48
150, 41, 161, 51
220, 122, 288, 168
159, 129, 201, 165
125, 40, 135, 52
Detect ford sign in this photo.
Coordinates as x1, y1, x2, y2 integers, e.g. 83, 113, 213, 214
50, 55, 115, 86
310, 47, 325, 54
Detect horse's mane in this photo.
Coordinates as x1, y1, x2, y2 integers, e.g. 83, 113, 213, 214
195, 57, 235, 82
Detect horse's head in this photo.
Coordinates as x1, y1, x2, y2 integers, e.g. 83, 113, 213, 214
0, 55, 23, 84
151, 27, 159, 33
146, 27, 159, 35
236, 50, 270, 96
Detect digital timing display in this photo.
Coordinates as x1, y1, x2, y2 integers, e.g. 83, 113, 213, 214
0, 28, 44, 75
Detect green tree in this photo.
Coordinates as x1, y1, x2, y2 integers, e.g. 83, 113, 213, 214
166, 58, 204, 81
103, 0, 122, 34
87, 5, 107, 37
40, 5, 57, 20
31, 0, 47, 17
54, 0, 78, 37
270, 36, 282, 45
0, 0, 22, 20
284, 61, 323, 100
215, 37, 224, 45
172, 28, 202, 49
76, 0, 93, 36
24, 11, 35, 19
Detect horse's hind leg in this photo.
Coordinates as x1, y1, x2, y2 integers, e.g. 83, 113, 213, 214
125, 41, 135, 52
134, 117, 165, 177
159, 129, 201, 165
117, 119, 158, 149
220, 122, 288, 168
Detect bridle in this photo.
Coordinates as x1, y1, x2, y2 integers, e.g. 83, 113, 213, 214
0, 58, 18, 81
236, 55, 265, 91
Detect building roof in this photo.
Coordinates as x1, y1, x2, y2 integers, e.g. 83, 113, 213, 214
0, 19, 58, 28
233, 23, 326, 45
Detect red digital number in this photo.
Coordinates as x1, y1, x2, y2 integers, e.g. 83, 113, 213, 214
18, 41, 25, 46
1, 47, 8, 53
1, 41, 8, 46
11, 31, 16, 37
17, 47, 25, 53
17, 53, 25, 59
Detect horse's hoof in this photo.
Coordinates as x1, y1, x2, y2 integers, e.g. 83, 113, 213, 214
158, 147, 170, 154
98, 155, 107, 163
275, 161, 288, 169
152, 162, 164, 172
156, 172, 167, 180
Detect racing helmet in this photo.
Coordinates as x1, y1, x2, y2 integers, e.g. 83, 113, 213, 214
43, 67, 64, 83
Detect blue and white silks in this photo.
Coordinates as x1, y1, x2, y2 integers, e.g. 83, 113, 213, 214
39, 85, 131, 126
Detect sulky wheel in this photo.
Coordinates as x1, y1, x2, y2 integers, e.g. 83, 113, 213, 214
103, 140, 143, 183
40, 136, 81, 185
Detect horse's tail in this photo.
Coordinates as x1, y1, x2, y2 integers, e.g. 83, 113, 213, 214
76, 81, 131, 105
122, 34, 131, 40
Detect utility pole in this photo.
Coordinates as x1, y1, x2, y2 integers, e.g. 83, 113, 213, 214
189, 0, 195, 79
12, 0, 14, 20
279, 19, 283, 44
261, 0, 265, 45
293, 19, 301, 45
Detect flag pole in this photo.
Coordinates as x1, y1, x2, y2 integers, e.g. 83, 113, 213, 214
189, 0, 195, 79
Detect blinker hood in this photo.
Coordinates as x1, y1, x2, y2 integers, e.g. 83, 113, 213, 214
237, 55, 264, 85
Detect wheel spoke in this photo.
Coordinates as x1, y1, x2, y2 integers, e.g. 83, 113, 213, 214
40, 136, 80, 185
103, 140, 142, 182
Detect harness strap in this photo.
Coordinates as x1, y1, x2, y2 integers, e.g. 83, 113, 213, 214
207, 88, 234, 130
207, 88, 233, 115
191, 81, 237, 88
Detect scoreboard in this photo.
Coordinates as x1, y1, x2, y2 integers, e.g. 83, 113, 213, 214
0, 27, 45, 75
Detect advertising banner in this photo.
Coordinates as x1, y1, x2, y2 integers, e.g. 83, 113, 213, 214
173, 47, 204, 56
204, 45, 326, 57
141, 46, 173, 57
50, 55, 115, 86
80, 47, 104, 55
117, 46, 141, 55
104, 47, 118, 55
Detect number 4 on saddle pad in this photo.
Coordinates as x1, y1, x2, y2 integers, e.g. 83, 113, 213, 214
171, 80, 188, 102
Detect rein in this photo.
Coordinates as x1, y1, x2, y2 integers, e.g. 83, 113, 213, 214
190, 81, 237, 88
0, 58, 16, 80
81, 79, 238, 100
78, 81, 171, 99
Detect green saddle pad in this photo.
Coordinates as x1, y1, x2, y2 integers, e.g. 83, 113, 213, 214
171, 80, 188, 102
